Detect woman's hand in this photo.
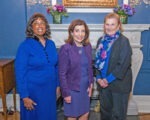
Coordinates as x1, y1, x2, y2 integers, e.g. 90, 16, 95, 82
23, 97, 37, 110
87, 84, 93, 97
56, 87, 61, 95
64, 96, 71, 103
56, 87, 61, 99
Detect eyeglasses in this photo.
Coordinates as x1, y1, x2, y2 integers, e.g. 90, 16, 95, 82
32, 21, 46, 26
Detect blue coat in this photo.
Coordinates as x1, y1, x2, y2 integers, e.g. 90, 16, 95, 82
15, 38, 59, 120
58, 42, 93, 97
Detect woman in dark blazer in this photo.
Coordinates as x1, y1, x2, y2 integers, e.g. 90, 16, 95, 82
59, 19, 93, 120
95, 13, 132, 120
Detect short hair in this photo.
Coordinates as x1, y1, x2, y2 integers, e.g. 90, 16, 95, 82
26, 13, 51, 39
104, 13, 123, 33
65, 19, 90, 45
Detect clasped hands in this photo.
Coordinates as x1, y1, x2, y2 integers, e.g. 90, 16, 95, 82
97, 78, 108, 88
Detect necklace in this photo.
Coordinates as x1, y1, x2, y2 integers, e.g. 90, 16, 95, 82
78, 47, 82, 54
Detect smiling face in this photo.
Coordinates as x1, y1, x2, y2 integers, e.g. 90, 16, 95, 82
71, 25, 86, 46
104, 17, 120, 36
32, 18, 46, 38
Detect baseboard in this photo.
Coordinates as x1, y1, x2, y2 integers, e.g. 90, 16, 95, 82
133, 95, 150, 113
0, 94, 20, 111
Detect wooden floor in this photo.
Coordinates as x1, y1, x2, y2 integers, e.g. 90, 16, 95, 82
138, 113, 150, 120
0, 112, 20, 120
0, 111, 150, 120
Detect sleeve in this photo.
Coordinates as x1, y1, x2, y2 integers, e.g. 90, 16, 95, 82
112, 38, 132, 80
55, 63, 60, 87
58, 45, 70, 97
88, 44, 94, 84
51, 41, 60, 87
106, 73, 116, 83
96, 72, 102, 80
95, 37, 103, 81
15, 42, 29, 99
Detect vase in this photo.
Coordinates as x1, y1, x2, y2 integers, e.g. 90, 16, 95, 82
52, 14, 62, 24
119, 15, 128, 24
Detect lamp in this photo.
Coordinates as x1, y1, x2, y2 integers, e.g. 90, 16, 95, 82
130, 0, 150, 6
143, 0, 150, 5
26, 0, 50, 7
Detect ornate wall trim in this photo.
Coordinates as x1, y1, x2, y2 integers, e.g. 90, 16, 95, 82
63, 0, 117, 8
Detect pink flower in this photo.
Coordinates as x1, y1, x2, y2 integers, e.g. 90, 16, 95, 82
46, 4, 68, 17
47, 8, 51, 14
53, 6, 57, 11
101, 50, 107, 59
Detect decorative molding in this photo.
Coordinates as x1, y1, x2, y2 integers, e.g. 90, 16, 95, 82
51, 0, 128, 13
66, 8, 113, 13
133, 95, 150, 113
63, 0, 117, 8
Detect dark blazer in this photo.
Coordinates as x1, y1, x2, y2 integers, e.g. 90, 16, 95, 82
97, 34, 132, 93
58, 43, 93, 97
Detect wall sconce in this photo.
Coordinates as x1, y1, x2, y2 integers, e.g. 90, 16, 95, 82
26, 0, 51, 7
130, 0, 150, 6
143, 0, 150, 5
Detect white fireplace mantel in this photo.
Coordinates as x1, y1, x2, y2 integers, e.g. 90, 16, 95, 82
50, 24, 150, 115
50, 24, 149, 48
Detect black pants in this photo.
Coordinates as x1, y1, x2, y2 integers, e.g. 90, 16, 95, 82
99, 88, 130, 120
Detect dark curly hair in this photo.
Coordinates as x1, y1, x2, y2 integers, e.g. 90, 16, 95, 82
65, 19, 90, 46
26, 13, 51, 40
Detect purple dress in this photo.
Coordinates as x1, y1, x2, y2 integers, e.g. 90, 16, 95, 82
64, 47, 90, 117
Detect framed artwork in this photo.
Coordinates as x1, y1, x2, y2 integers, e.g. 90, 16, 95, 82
63, 0, 118, 8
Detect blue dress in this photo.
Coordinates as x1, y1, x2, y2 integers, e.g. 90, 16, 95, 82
15, 38, 59, 120
64, 47, 90, 117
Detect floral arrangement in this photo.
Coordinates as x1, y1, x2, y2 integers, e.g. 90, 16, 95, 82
113, 4, 136, 16
47, 4, 68, 17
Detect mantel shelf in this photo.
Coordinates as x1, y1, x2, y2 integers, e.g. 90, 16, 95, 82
50, 24, 150, 31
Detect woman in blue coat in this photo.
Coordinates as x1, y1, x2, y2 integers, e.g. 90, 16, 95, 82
95, 13, 132, 120
15, 13, 60, 120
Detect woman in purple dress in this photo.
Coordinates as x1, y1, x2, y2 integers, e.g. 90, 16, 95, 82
58, 19, 93, 120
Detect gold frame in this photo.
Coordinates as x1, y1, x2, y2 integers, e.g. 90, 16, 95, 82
63, 0, 118, 8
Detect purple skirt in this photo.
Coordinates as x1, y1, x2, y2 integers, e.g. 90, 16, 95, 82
64, 79, 90, 117
64, 47, 90, 117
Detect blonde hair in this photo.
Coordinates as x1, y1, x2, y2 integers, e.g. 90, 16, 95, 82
104, 13, 123, 33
